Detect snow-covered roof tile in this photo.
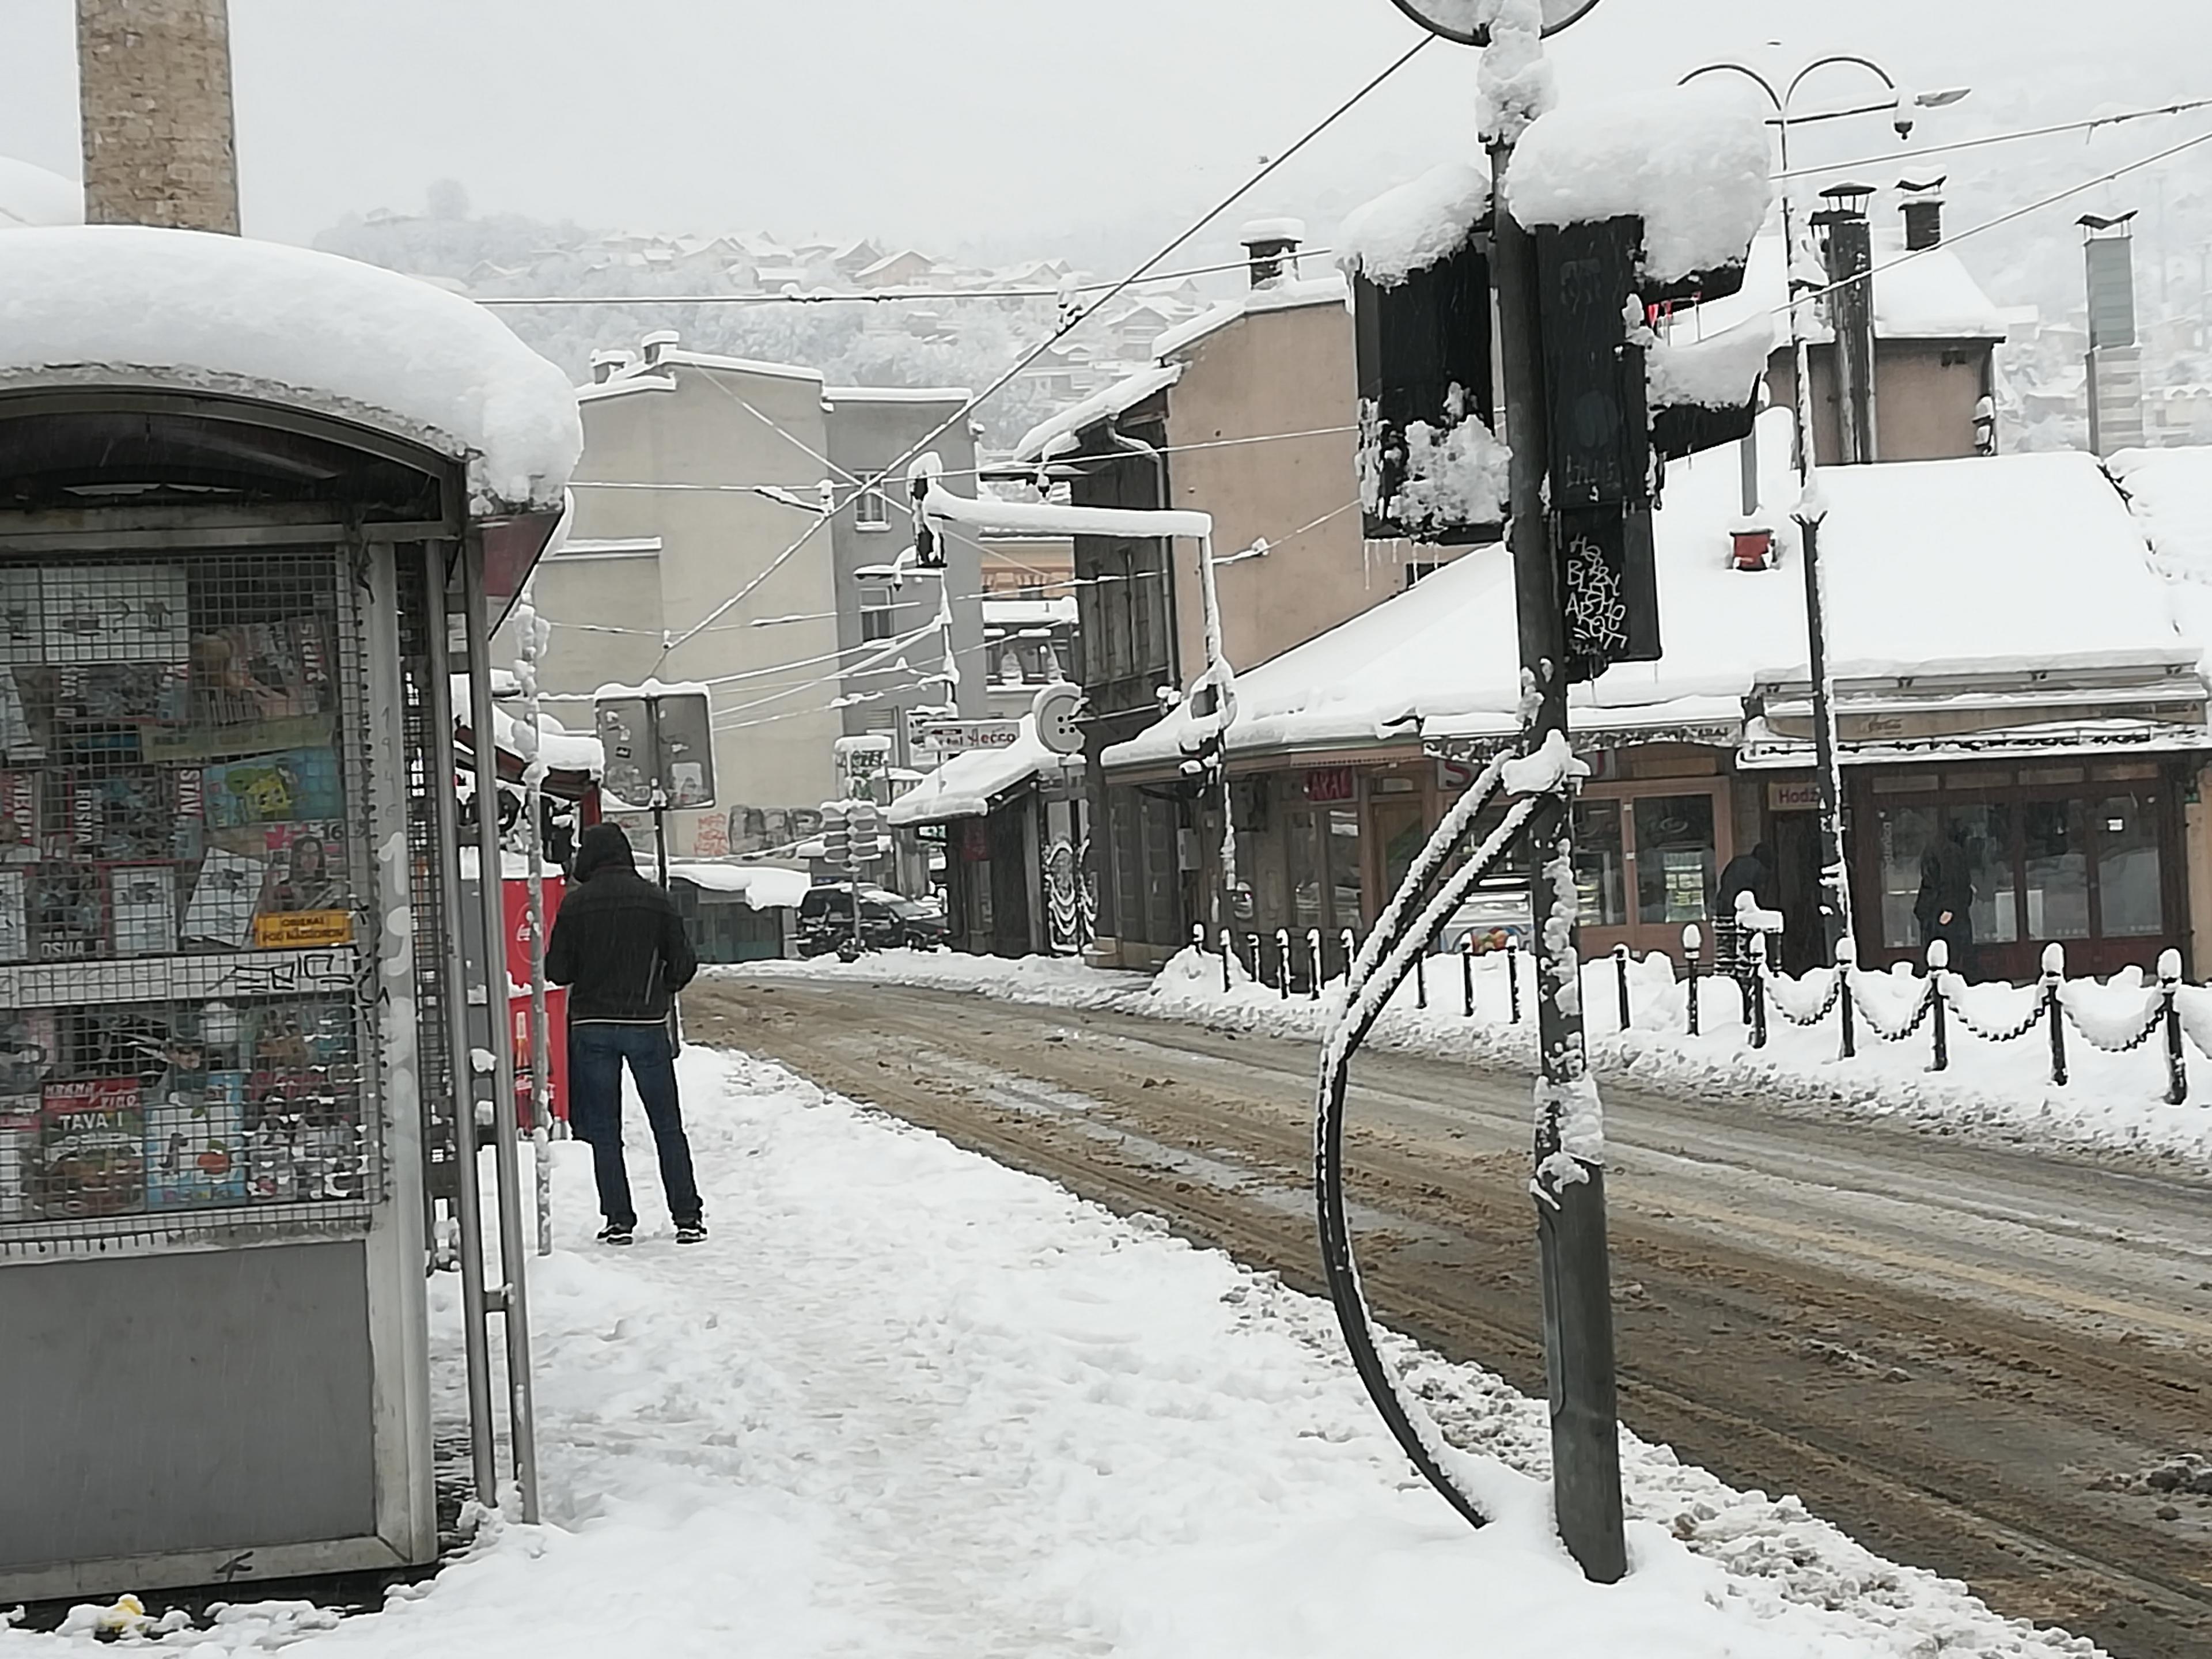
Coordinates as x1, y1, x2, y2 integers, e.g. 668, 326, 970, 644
1150, 274, 1347, 362
0, 226, 581, 513
1010, 362, 1183, 464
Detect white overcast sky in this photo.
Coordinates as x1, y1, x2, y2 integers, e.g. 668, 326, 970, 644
2, 0, 2207, 256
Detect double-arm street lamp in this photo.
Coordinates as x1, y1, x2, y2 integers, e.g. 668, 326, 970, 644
1677, 56, 1969, 964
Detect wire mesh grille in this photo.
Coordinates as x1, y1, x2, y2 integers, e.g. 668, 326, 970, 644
394, 545, 459, 1207
0, 548, 384, 1253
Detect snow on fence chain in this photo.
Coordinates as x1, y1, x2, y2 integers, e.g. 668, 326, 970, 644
1933, 974, 2051, 1046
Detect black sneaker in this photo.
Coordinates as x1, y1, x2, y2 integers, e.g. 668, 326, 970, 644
674, 1218, 707, 1245
597, 1222, 635, 1247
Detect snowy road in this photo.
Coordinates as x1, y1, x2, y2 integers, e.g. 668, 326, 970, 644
688, 978, 2212, 1658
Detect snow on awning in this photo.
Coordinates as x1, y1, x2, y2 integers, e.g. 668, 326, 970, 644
888, 714, 1080, 825
0, 226, 581, 514
666, 861, 811, 910
1103, 411, 2203, 775
1010, 363, 1182, 464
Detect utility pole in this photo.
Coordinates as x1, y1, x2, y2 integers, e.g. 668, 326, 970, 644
1490, 145, 1627, 1588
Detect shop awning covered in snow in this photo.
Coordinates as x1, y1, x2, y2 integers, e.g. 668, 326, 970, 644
888, 714, 1080, 825
0, 226, 581, 515
666, 862, 811, 910
1105, 410, 2204, 773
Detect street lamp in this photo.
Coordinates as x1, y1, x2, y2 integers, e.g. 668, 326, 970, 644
1677, 55, 1970, 965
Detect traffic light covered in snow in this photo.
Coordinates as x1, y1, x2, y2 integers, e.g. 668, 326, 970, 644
820, 802, 852, 866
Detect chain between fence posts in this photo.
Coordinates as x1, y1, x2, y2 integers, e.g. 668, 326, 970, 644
1218, 927, 1233, 994
1276, 927, 1292, 1001
1834, 937, 1856, 1060
1612, 944, 1631, 1032
2161, 948, 2187, 1105
1462, 936, 1477, 1018
1925, 940, 1950, 1071
1680, 925, 1701, 1037
1748, 933, 1769, 1050
1308, 929, 1324, 1002
1506, 934, 1522, 1024
2043, 943, 2067, 1086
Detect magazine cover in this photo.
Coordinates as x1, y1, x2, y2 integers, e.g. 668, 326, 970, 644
180, 845, 265, 948
39, 1076, 145, 1218
0, 770, 37, 861
0, 866, 25, 963
0, 568, 40, 666
249, 821, 351, 946
59, 770, 176, 861
29, 861, 104, 959
190, 618, 331, 728
202, 747, 342, 830
145, 1069, 245, 1209
0, 1009, 55, 1095
41, 566, 189, 665
0, 1099, 36, 1222
108, 862, 178, 956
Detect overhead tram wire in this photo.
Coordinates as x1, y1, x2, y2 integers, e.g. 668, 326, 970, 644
1770, 93, 2212, 183
649, 33, 1436, 665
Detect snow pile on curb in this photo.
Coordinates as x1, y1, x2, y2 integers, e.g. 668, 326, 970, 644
5, 1049, 2100, 1656
731, 948, 2212, 1171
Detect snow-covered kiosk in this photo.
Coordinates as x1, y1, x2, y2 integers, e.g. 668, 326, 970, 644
0, 227, 579, 1600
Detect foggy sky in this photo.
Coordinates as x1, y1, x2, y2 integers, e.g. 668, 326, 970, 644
2, 0, 2208, 257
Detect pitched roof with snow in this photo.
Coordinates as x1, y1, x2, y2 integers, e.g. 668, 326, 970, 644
2106, 445, 2212, 678
0, 226, 581, 513
1150, 274, 1347, 361
0, 157, 83, 229
1690, 226, 2009, 345
1009, 362, 1183, 463
1104, 411, 2199, 772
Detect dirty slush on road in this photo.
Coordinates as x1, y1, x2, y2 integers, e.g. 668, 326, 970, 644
687, 979, 2212, 1659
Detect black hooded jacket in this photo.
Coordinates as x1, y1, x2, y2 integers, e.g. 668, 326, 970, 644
546, 824, 699, 1024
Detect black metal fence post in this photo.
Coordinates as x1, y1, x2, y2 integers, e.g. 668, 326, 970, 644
1415, 937, 1427, 1009
1680, 925, 1701, 1037
1275, 927, 1291, 1000
1308, 929, 1324, 1002
1612, 943, 1631, 1032
1506, 934, 1522, 1024
1926, 939, 1949, 1071
2161, 948, 2187, 1105
2043, 942, 2067, 1087
1835, 935, 1856, 1060
1748, 932, 1769, 1050
1463, 937, 1477, 1018
1247, 933, 1262, 990
1219, 927, 1234, 993
1340, 927, 1355, 987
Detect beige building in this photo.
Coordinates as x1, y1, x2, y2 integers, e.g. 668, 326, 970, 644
75, 0, 240, 234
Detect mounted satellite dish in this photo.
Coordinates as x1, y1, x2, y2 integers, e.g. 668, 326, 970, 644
1387, 0, 1605, 44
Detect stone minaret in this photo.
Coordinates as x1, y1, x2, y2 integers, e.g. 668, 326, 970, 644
75, 0, 241, 233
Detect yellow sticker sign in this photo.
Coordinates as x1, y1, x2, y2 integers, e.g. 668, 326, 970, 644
252, 910, 353, 949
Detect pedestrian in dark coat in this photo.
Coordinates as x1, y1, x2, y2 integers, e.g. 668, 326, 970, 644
1716, 840, 1778, 916
547, 823, 704, 1245
1915, 821, 1976, 976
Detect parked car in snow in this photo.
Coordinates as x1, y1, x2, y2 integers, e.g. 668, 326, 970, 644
798, 883, 949, 955
1436, 881, 1531, 956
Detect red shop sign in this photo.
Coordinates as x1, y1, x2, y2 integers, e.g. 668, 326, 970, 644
1304, 767, 1357, 803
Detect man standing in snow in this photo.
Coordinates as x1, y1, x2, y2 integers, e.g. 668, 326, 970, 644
1915, 821, 1976, 978
547, 823, 705, 1245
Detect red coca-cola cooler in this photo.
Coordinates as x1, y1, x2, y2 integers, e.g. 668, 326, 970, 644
501, 876, 568, 1128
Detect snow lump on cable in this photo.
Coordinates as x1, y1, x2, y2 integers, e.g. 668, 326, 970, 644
0, 225, 582, 513
1505, 84, 1772, 286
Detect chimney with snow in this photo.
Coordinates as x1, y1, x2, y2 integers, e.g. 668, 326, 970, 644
589, 349, 634, 385
1899, 177, 1945, 251
641, 329, 680, 369
75, 0, 241, 234
1812, 182, 1878, 465
2081, 213, 2146, 456
1238, 217, 1305, 290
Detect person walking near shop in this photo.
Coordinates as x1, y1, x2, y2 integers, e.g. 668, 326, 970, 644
1915, 820, 1976, 979
547, 823, 704, 1246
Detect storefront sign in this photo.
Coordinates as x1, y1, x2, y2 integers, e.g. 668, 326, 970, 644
1767, 779, 1821, 812
251, 910, 354, 949
920, 720, 1021, 754
1304, 767, 1357, 803
1435, 756, 1478, 794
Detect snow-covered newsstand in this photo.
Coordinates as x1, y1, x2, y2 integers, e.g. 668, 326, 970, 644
0, 225, 579, 1600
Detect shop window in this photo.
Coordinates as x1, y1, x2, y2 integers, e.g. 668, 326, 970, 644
1141, 793, 1180, 946
1877, 804, 1937, 949
1954, 803, 2018, 945
1328, 806, 1362, 931
1287, 809, 1324, 931
2097, 793, 2163, 936
2022, 800, 2090, 940
1633, 794, 1716, 925
1376, 803, 1426, 920
1109, 789, 1143, 944
1573, 800, 1627, 926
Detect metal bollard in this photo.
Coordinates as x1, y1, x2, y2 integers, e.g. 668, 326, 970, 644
1835, 935, 1857, 1060
1219, 927, 1234, 993
1275, 927, 1291, 1000
1461, 935, 1476, 1018
1748, 931, 1770, 1050
1340, 927, 1356, 987
1247, 934, 1263, 993
1680, 924, 1702, 1038
1506, 933, 1522, 1024
2161, 948, 2186, 1105
1414, 938, 1427, 1009
2042, 942, 2067, 1088
1926, 938, 1949, 1071
1612, 942, 1632, 1032
1308, 929, 1323, 1002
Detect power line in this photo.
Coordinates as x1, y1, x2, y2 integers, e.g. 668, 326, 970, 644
474, 249, 1335, 308
1772, 94, 2212, 183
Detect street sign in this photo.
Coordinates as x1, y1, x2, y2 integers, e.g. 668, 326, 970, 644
916, 719, 1020, 755
1387, 0, 1604, 44
1031, 684, 1083, 756
593, 685, 716, 812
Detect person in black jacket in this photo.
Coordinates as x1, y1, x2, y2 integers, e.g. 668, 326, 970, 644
547, 823, 704, 1245
1915, 820, 1976, 976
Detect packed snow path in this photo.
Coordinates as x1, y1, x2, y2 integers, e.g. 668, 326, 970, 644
692, 979, 2212, 1657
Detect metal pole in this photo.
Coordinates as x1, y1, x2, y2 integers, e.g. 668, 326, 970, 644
426, 544, 498, 1509
515, 593, 554, 1256
1493, 137, 1626, 1584
463, 547, 541, 1524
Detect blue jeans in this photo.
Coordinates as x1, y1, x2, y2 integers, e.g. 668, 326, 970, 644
570, 1023, 701, 1228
